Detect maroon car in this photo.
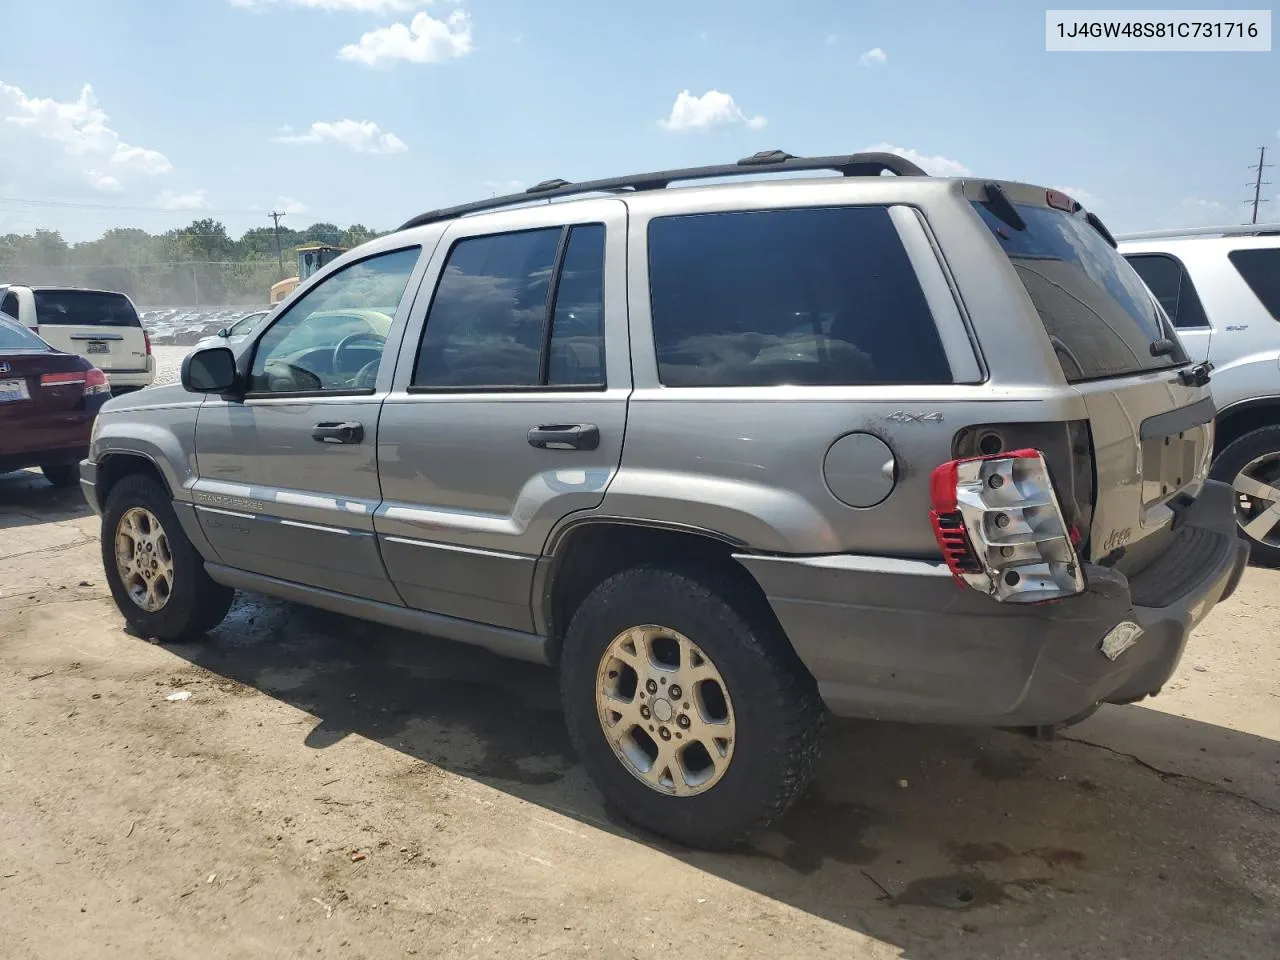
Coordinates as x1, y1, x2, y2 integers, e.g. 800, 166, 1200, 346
0, 312, 111, 487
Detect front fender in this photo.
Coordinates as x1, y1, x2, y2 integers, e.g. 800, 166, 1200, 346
90, 401, 203, 503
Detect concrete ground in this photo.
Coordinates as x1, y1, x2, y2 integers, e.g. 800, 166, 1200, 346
2, 370, 1278, 958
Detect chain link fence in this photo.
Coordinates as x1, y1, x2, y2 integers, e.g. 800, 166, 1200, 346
2, 260, 284, 310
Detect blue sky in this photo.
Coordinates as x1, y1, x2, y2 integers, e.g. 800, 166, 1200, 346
1, 0, 1276, 241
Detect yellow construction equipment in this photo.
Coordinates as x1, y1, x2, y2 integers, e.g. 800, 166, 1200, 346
270, 242, 347, 305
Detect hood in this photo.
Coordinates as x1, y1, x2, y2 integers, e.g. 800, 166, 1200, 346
100, 382, 197, 414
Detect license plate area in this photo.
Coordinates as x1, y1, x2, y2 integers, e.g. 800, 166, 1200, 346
1141, 427, 1209, 507
86, 341, 110, 354
0, 378, 30, 402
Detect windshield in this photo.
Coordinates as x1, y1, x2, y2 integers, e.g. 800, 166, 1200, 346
973, 201, 1185, 382
0, 314, 51, 350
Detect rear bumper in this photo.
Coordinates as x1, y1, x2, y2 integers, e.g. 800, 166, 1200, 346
105, 357, 155, 389
735, 479, 1248, 727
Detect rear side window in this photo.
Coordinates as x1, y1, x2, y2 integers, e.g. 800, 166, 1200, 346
973, 202, 1183, 382
1124, 253, 1210, 329
647, 206, 950, 387
0, 290, 18, 319
33, 290, 140, 327
413, 224, 607, 389
1228, 249, 1280, 320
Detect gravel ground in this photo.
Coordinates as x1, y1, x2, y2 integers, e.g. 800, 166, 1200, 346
2, 412, 1278, 959
152, 345, 187, 387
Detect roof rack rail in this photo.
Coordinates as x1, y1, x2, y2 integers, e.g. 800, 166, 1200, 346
1115, 222, 1280, 242
398, 150, 929, 231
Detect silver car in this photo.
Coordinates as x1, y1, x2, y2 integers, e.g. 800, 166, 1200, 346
81, 151, 1247, 849
190, 310, 271, 353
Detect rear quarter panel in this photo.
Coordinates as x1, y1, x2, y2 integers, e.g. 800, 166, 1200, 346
575, 181, 1092, 557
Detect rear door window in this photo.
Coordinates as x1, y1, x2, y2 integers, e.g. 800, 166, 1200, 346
1227, 248, 1280, 320
647, 206, 950, 387
972, 202, 1184, 382
33, 290, 141, 327
1124, 253, 1211, 328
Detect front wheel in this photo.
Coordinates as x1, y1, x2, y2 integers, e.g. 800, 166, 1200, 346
101, 474, 234, 641
1211, 425, 1280, 567
559, 564, 825, 850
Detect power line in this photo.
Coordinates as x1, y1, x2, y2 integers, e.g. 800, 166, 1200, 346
1245, 146, 1272, 225
0, 195, 330, 223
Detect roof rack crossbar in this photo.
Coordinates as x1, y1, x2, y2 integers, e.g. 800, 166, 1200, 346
1115, 222, 1280, 242
398, 150, 929, 231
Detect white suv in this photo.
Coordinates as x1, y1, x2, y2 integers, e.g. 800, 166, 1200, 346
0, 285, 155, 395
1119, 224, 1280, 563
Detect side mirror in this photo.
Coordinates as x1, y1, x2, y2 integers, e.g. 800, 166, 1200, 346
217, 327, 230, 338
182, 346, 239, 394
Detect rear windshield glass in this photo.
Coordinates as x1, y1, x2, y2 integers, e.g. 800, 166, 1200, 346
33, 290, 141, 327
1227, 248, 1280, 320
972, 201, 1183, 382
0, 315, 50, 350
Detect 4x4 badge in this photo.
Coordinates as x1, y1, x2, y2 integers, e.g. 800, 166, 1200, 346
887, 411, 944, 423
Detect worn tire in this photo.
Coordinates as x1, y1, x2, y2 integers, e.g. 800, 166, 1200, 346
101, 473, 234, 641
40, 464, 80, 488
559, 563, 825, 850
1210, 425, 1280, 567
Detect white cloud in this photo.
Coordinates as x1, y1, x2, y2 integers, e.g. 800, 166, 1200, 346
231, 0, 438, 11
274, 119, 408, 153
825, 34, 839, 45
1053, 185, 1103, 209
859, 142, 971, 177
1178, 197, 1233, 226
0, 81, 173, 178
660, 90, 767, 132
858, 47, 887, 67
277, 195, 309, 214
87, 171, 124, 193
161, 188, 213, 211
338, 9, 473, 66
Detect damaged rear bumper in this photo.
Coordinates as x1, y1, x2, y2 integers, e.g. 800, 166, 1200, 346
735, 480, 1248, 727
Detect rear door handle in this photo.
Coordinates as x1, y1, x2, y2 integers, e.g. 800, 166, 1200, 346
527, 423, 600, 451
312, 421, 364, 444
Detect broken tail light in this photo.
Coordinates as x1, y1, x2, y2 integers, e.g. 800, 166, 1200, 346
929, 449, 1085, 604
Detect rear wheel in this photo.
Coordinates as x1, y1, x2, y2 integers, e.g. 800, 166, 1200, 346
40, 464, 79, 488
1211, 425, 1280, 566
101, 474, 234, 641
559, 564, 824, 850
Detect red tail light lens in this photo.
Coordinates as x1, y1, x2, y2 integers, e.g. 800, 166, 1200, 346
929, 449, 1085, 604
143, 329, 152, 355
40, 368, 111, 396
40, 372, 85, 386
84, 367, 111, 395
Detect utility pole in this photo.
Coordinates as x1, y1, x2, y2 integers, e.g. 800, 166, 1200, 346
268, 210, 287, 278
1246, 146, 1272, 224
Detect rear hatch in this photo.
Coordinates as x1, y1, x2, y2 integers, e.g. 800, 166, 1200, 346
32, 288, 148, 377
970, 185, 1212, 576
0, 324, 96, 457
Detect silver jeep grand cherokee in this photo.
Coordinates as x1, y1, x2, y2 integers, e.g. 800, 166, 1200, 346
81, 151, 1248, 849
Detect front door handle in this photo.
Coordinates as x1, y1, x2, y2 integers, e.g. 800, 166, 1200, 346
527, 423, 600, 451
312, 421, 364, 444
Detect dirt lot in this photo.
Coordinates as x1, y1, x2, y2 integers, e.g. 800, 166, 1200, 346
2, 461, 1278, 960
